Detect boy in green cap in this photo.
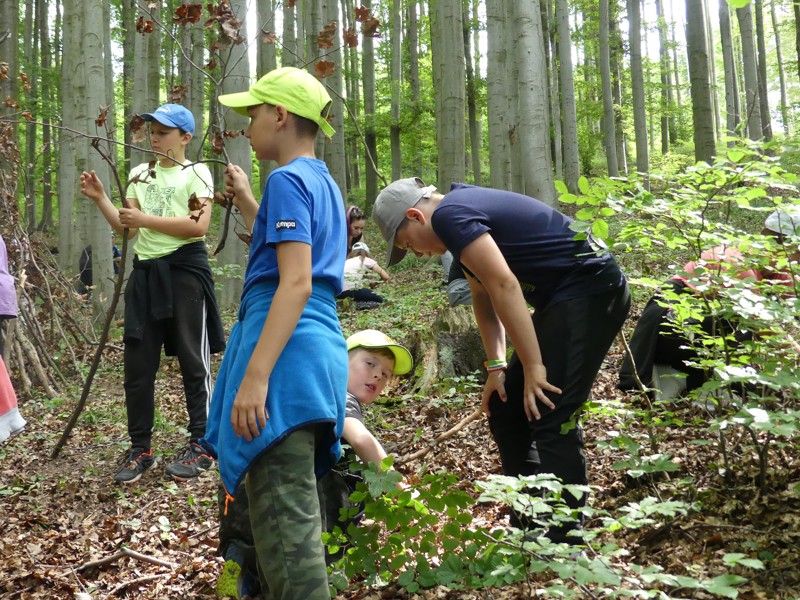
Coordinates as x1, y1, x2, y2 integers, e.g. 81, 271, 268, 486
202, 67, 346, 599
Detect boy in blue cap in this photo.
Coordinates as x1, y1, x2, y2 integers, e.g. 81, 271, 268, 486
202, 67, 346, 600
374, 178, 630, 543
80, 103, 225, 484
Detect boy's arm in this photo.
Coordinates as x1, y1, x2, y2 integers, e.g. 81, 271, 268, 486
231, 241, 312, 441
225, 163, 260, 231
342, 416, 389, 468
79, 170, 138, 239
460, 232, 561, 421
370, 262, 390, 281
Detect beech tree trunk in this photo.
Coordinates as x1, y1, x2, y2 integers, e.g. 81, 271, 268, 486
627, 0, 648, 184
556, 0, 579, 193
719, 0, 740, 143
737, 4, 763, 141
486, 0, 512, 190
599, 0, 618, 176
686, 0, 716, 163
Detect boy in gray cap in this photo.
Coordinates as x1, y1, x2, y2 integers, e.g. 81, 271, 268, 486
373, 178, 630, 543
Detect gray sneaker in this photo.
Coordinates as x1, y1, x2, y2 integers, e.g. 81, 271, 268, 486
114, 447, 156, 484
166, 442, 213, 481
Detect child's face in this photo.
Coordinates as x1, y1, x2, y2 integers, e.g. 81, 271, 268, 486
347, 348, 395, 405
245, 104, 278, 161
394, 211, 447, 259
149, 122, 190, 161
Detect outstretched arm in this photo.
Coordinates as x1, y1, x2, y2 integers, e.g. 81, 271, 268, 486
342, 416, 389, 468
460, 232, 561, 420
80, 170, 136, 239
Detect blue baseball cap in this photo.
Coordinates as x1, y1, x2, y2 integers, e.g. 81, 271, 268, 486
140, 104, 195, 136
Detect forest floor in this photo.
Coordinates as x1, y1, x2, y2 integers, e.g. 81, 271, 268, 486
1, 263, 799, 599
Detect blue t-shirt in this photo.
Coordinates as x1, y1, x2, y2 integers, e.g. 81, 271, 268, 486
243, 157, 346, 296
431, 183, 625, 310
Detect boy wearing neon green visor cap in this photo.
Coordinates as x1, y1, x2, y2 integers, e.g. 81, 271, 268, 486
203, 67, 346, 599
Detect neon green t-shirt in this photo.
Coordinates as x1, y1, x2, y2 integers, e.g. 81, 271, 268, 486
127, 160, 214, 260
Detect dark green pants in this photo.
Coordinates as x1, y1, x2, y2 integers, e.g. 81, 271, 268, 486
246, 427, 330, 600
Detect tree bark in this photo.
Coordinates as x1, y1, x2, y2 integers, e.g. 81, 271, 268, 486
686, 0, 716, 163
361, 0, 378, 214
627, 0, 648, 185
464, 3, 481, 186
390, 0, 402, 182
655, 0, 670, 155
737, 4, 763, 141
556, 0, 579, 193
486, 0, 511, 190
599, 0, 619, 176
753, 0, 772, 141
431, 0, 466, 192
770, 0, 789, 136
719, 0, 740, 144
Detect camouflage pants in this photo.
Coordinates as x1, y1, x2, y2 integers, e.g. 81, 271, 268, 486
246, 427, 330, 600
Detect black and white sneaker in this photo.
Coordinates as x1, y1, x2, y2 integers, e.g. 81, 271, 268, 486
114, 447, 155, 484
166, 442, 213, 481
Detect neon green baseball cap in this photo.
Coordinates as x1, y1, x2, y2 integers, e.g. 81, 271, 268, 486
218, 66, 335, 137
346, 329, 413, 375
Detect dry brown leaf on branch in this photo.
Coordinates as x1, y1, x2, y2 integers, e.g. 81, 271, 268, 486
135, 16, 153, 34
21, 111, 33, 122
355, 5, 370, 21
211, 131, 225, 154
187, 193, 204, 213
130, 115, 147, 143
0, 62, 8, 80
315, 60, 335, 79
343, 28, 358, 48
172, 3, 203, 26
4, 98, 18, 109
95, 106, 109, 128
19, 73, 31, 92
286, 0, 297, 8
261, 30, 277, 45
317, 21, 337, 49
167, 85, 189, 104
361, 17, 381, 38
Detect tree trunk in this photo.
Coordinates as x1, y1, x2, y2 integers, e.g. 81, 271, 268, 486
599, 0, 618, 176
610, 14, 627, 174
323, 0, 346, 197
556, 0, 579, 193
431, 0, 465, 192
38, 0, 53, 231
390, 0, 402, 181
513, 1, 554, 203
486, 0, 511, 190
753, 0, 772, 141
361, 0, 378, 214
23, 0, 38, 232
58, 0, 78, 274
464, 3, 481, 186
770, 0, 789, 136
704, 0, 720, 142
627, 0, 648, 185
282, 0, 296, 67
719, 0, 740, 143
406, 1, 420, 176
216, 0, 251, 308
794, 2, 800, 81
686, 0, 716, 163
655, 0, 669, 155
737, 4, 763, 141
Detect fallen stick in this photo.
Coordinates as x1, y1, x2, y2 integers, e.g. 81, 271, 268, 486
396, 406, 484, 465
77, 547, 178, 572
109, 573, 170, 597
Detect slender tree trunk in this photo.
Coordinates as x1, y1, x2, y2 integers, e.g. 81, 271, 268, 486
556, 0, 579, 193
362, 0, 378, 214
323, 0, 346, 197
610, 14, 626, 174
38, 0, 53, 231
390, 0, 402, 181
627, 0, 648, 184
58, 0, 78, 273
486, 0, 511, 190
704, 0, 720, 142
737, 4, 763, 140
121, 0, 134, 171
506, 1, 523, 193
656, 0, 669, 154
216, 0, 251, 307
719, 0, 740, 143
405, 0, 420, 176
794, 2, 800, 80
770, 0, 789, 136
686, 0, 716, 162
464, 3, 481, 185
282, 1, 297, 66
23, 0, 38, 232
754, 0, 772, 140
599, 0, 618, 176
343, 0, 360, 190
431, 0, 466, 192
547, 0, 562, 183
669, 12, 683, 141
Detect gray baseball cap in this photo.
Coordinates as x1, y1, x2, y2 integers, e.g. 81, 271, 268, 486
764, 207, 800, 237
373, 177, 437, 266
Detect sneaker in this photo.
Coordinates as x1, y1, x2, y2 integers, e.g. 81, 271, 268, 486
166, 442, 213, 480
114, 447, 155, 484
216, 543, 261, 599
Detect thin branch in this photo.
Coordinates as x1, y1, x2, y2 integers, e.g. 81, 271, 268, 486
396, 407, 483, 465
78, 547, 178, 571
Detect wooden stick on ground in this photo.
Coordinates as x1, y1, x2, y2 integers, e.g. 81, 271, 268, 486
396, 406, 484, 465
77, 547, 178, 572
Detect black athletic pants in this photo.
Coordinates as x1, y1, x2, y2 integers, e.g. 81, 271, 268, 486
124, 267, 211, 450
488, 283, 630, 539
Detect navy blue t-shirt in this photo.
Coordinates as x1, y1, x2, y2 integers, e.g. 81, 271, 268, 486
431, 183, 625, 310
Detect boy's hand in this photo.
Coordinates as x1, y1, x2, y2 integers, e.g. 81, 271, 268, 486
118, 207, 148, 229
80, 170, 105, 203
224, 163, 251, 207
231, 371, 269, 441
481, 370, 507, 417
522, 363, 561, 421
